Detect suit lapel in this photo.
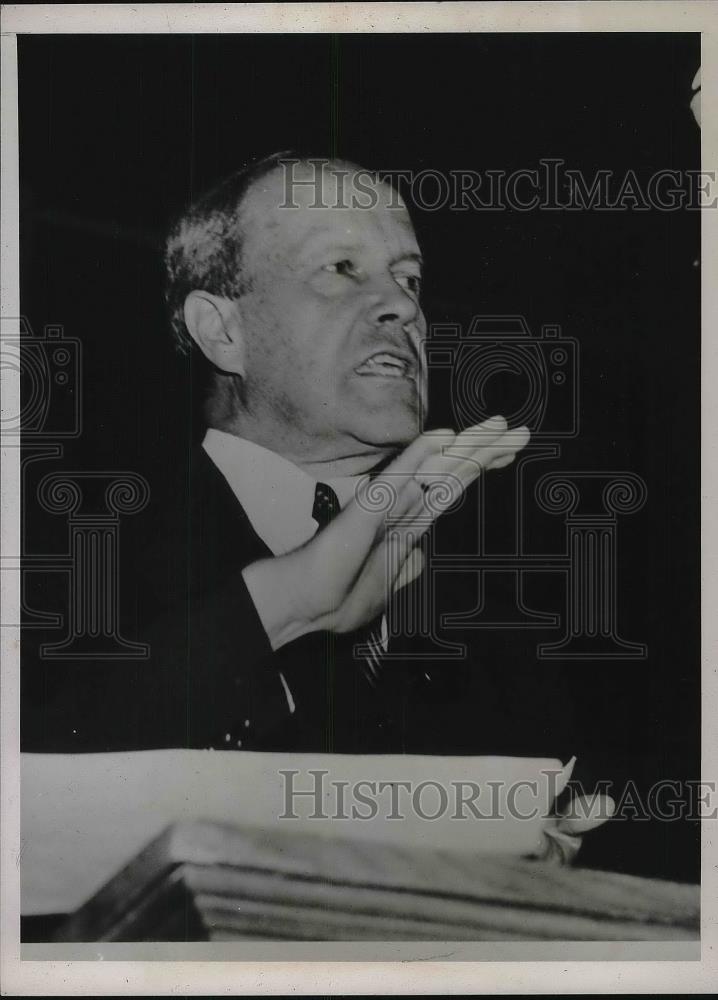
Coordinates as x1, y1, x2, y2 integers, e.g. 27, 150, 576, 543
188, 445, 275, 579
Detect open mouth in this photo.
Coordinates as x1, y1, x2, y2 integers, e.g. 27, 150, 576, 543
354, 352, 413, 379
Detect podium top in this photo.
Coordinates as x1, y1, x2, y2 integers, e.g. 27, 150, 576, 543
54, 818, 700, 943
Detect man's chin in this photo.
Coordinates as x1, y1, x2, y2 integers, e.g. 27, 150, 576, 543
346, 379, 425, 445
348, 408, 423, 450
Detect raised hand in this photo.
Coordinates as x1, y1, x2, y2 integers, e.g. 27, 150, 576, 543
243, 416, 530, 649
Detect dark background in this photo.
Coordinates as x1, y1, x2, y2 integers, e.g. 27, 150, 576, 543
18, 33, 700, 881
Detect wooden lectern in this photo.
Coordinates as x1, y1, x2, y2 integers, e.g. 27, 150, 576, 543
53, 820, 700, 942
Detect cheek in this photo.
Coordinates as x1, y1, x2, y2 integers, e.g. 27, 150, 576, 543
241, 294, 293, 366
242, 305, 324, 403
241, 284, 355, 389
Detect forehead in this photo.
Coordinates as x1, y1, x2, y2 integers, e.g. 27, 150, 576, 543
239, 164, 420, 268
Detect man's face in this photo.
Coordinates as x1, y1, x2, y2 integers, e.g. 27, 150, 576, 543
233, 164, 427, 460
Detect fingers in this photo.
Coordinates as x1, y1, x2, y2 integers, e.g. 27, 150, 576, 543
381, 426, 456, 478
418, 423, 528, 475
331, 418, 528, 628
413, 423, 530, 512
347, 522, 427, 621
345, 428, 452, 532
537, 827, 583, 866
392, 547, 425, 592
485, 451, 517, 471
356, 417, 527, 512
470, 425, 530, 475
447, 414, 509, 454
387, 512, 431, 569
334, 417, 529, 552
415, 422, 529, 480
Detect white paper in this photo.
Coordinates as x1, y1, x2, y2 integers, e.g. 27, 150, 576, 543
21, 750, 565, 915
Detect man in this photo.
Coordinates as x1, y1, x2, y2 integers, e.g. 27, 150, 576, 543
22, 152, 609, 881
22, 152, 568, 758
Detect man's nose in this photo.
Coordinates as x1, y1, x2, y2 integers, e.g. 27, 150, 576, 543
365, 275, 419, 328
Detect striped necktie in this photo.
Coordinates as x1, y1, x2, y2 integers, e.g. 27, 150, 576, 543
312, 481, 386, 685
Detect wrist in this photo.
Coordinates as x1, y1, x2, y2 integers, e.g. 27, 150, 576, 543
242, 556, 316, 651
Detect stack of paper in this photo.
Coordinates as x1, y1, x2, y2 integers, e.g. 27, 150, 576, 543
21, 750, 568, 916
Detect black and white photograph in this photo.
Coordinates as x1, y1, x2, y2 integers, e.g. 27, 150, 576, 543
1, 1, 716, 994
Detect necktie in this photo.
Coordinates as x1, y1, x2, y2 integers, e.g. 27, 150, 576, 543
312, 481, 386, 685
311, 481, 341, 530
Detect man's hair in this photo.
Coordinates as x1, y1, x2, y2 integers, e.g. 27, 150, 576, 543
164, 150, 298, 354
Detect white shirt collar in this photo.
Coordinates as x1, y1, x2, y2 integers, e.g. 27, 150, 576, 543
202, 428, 359, 556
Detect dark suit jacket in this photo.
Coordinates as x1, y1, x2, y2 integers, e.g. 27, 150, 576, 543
22, 446, 578, 759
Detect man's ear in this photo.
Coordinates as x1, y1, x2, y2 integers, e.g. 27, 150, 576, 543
183, 291, 245, 375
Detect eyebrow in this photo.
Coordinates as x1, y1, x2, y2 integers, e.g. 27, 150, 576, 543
390, 252, 424, 268
292, 230, 423, 268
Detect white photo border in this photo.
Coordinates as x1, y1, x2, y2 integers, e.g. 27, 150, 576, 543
1, 2, 716, 994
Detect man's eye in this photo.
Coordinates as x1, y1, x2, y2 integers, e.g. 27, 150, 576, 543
324, 259, 355, 277
397, 273, 422, 294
